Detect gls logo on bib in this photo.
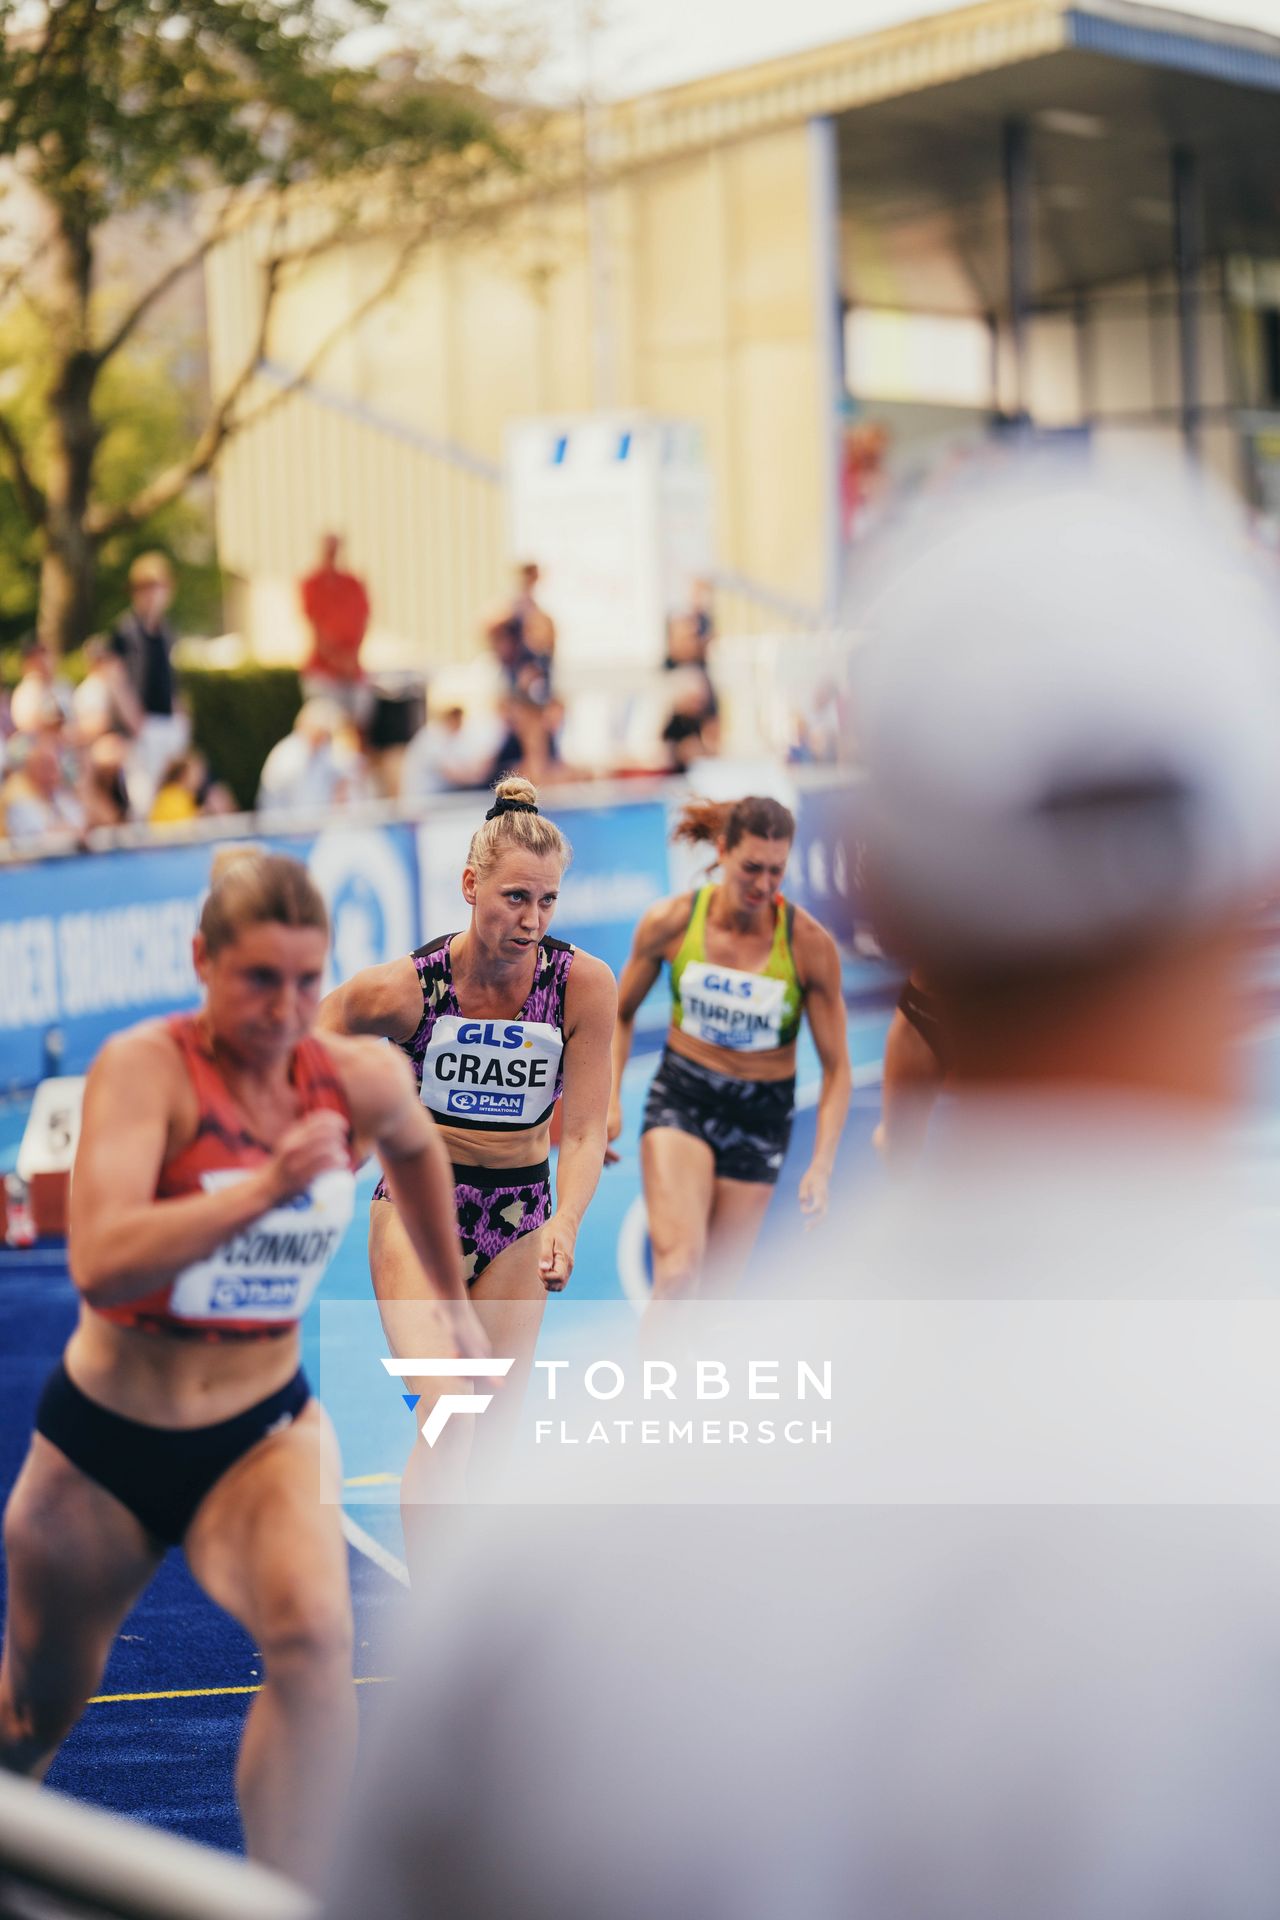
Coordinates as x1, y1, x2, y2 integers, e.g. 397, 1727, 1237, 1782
420, 1017, 564, 1126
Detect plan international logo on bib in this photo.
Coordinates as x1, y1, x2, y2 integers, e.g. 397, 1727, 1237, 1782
446, 1087, 524, 1117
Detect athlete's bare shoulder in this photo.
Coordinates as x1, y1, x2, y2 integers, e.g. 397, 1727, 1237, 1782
312, 1028, 412, 1130
82, 1018, 194, 1138
317, 952, 423, 1042
563, 947, 619, 1028
92, 1017, 189, 1090
633, 892, 697, 959
565, 946, 615, 992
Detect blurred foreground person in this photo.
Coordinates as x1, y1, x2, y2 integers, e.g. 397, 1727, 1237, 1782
0, 851, 477, 1892
321, 464, 1280, 1920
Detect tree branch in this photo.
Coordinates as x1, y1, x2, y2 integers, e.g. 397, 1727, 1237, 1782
0, 409, 48, 527
87, 206, 287, 539
91, 194, 249, 370
0, 232, 54, 315
90, 215, 437, 538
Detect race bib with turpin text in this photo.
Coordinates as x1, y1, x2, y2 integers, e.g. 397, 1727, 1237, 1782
167, 1167, 356, 1321
419, 1016, 564, 1126
679, 961, 789, 1052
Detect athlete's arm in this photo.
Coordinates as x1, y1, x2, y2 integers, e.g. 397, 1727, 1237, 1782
875, 993, 945, 1172
329, 1033, 487, 1358
316, 956, 422, 1043
794, 915, 852, 1223
69, 1028, 348, 1306
606, 896, 688, 1165
538, 954, 618, 1291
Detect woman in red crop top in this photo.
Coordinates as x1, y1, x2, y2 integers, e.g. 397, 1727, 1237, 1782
0, 849, 482, 1891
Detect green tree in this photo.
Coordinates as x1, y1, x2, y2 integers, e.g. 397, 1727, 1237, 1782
0, 305, 220, 643
0, 0, 511, 653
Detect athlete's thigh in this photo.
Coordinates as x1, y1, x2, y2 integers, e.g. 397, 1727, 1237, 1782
183, 1402, 350, 1643
469, 1232, 549, 1455
369, 1199, 467, 1405
704, 1177, 777, 1295
2, 1435, 162, 1701
641, 1127, 716, 1255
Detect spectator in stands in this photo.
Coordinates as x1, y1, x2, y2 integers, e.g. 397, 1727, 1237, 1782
10, 636, 75, 735
660, 663, 720, 772
689, 574, 716, 649
787, 679, 846, 766
71, 636, 143, 745
485, 561, 555, 693
256, 698, 365, 817
300, 533, 372, 728
109, 551, 189, 804
490, 686, 575, 789
664, 609, 719, 737
78, 733, 132, 831
0, 735, 84, 842
150, 748, 209, 826
400, 701, 501, 798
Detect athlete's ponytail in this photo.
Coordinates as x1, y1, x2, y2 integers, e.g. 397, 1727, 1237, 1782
467, 776, 573, 879
200, 847, 328, 954
671, 795, 795, 855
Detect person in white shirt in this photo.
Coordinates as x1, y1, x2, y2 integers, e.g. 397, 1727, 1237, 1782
256, 699, 364, 817
319, 460, 1280, 1920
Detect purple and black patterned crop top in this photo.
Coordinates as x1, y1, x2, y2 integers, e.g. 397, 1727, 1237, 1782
396, 932, 575, 1135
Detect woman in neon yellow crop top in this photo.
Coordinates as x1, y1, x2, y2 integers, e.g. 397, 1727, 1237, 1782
608, 795, 851, 1304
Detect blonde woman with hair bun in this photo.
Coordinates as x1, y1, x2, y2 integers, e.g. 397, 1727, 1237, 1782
0, 848, 479, 1892
319, 777, 617, 1546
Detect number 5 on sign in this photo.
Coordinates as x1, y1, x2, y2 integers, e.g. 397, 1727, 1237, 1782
18, 1076, 87, 1180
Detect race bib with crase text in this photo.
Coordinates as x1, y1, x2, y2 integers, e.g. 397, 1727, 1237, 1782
419, 1016, 563, 1126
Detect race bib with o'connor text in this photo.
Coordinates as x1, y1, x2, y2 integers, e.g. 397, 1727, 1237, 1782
167, 1166, 356, 1321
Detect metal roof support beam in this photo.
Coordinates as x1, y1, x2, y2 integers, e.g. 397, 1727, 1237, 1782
1003, 117, 1034, 422
810, 115, 846, 618
1173, 144, 1203, 457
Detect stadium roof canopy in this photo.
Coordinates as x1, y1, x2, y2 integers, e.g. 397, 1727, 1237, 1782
601, 0, 1280, 315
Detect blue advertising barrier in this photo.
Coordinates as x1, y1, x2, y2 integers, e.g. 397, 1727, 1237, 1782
0, 784, 857, 1092
0, 842, 209, 1089
0, 822, 422, 1089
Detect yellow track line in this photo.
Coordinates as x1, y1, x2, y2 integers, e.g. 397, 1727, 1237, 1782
88, 1676, 391, 1705
343, 1472, 399, 1487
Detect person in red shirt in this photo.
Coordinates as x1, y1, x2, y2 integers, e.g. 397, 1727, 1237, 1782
300, 534, 372, 727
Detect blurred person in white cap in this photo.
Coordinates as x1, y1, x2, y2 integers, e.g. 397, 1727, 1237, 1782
399, 695, 502, 799
318, 460, 1280, 1920
256, 697, 366, 818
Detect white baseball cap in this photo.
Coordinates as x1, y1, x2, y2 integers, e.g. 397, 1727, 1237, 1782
853, 459, 1280, 966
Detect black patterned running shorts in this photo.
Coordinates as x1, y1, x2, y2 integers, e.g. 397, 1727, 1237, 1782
640, 1047, 795, 1186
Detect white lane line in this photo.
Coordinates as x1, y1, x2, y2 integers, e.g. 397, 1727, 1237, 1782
340, 1509, 409, 1588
